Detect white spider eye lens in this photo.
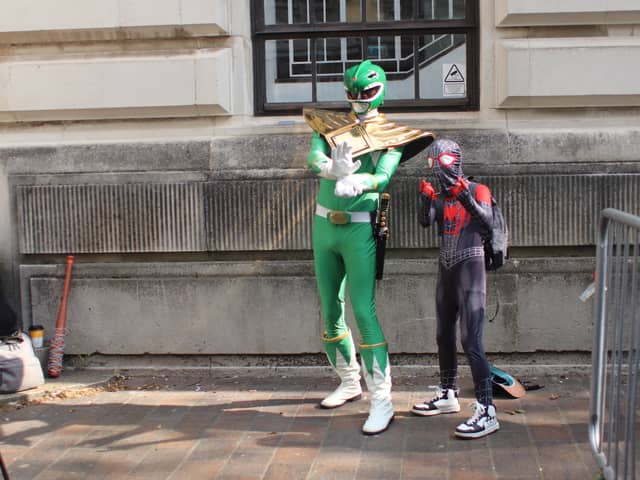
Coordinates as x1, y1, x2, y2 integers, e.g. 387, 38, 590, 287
438, 153, 456, 166
427, 156, 434, 168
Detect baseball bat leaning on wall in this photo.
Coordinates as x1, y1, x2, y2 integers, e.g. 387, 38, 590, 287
47, 255, 75, 378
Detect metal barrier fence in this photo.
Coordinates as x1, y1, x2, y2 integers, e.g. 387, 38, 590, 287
590, 208, 640, 480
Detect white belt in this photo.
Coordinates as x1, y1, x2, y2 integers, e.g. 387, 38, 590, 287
315, 204, 372, 225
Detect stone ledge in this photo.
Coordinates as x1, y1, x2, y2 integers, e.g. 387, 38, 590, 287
4, 128, 640, 174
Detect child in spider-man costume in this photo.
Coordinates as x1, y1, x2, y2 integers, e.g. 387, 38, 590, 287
411, 138, 499, 439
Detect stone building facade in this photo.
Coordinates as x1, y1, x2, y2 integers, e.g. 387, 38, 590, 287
0, 1, 638, 364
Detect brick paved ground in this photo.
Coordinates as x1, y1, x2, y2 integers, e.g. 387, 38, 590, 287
0, 369, 600, 479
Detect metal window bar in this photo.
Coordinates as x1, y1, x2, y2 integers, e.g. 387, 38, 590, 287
590, 208, 640, 480
280, 0, 464, 79
288, 33, 458, 78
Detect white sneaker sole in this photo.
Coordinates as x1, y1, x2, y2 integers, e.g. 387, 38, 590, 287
454, 421, 500, 439
411, 404, 460, 416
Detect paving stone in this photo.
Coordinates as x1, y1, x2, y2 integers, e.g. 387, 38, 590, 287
0, 370, 605, 480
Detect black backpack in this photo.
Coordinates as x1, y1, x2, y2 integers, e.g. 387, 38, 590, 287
0, 288, 17, 337
482, 196, 509, 271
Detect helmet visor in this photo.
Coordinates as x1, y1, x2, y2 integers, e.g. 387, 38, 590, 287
345, 83, 384, 109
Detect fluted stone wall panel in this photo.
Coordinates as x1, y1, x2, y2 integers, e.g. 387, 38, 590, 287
17, 183, 205, 253
389, 174, 640, 248
206, 180, 317, 251
386, 178, 443, 249
16, 174, 640, 254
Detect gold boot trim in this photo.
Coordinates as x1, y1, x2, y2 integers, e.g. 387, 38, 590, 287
323, 330, 351, 343
360, 341, 388, 349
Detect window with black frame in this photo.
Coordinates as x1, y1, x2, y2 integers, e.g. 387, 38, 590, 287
251, 0, 478, 115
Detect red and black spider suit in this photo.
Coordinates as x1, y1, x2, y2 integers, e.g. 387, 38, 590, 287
417, 139, 494, 407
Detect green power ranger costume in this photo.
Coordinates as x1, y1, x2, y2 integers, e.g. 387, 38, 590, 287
304, 60, 434, 434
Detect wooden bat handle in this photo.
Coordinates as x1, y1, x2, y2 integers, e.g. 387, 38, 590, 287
54, 256, 75, 329
48, 256, 75, 378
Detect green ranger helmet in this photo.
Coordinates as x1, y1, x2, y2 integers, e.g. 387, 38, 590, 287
344, 60, 387, 115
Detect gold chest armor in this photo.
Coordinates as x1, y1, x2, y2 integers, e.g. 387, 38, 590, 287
303, 108, 435, 162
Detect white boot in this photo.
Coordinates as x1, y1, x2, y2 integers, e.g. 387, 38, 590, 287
321, 331, 362, 409
361, 345, 394, 435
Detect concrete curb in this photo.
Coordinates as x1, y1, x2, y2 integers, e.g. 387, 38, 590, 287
92, 363, 593, 379
0, 363, 593, 407
0, 370, 117, 406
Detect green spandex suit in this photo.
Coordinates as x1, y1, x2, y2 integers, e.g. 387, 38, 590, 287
310, 131, 401, 374
304, 60, 432, 435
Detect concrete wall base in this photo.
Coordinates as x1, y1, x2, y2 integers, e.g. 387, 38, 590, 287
21, 257, 596, 356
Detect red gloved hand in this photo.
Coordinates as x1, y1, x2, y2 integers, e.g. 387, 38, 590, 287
448, 176, 469, 197
419, 179, 436, 199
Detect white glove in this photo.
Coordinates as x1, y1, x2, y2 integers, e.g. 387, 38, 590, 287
334, 174, 369, 198
313, 156, 334, 178
329, 142, 361, 179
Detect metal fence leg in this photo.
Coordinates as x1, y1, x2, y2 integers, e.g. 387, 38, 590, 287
589, 208, 640, 480
0, 450, 9, 480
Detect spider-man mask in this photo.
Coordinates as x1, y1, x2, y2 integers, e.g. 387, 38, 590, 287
426, 139, 463, 191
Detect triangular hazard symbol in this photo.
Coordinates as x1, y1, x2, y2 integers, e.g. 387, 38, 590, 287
444, 64, 464, 83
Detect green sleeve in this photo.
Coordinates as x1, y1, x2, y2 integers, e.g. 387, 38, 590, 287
364, 147, 403, 192
308, 131, 331, 175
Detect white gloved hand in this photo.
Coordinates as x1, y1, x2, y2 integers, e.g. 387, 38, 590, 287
329, 142, 361, 179
314, 156, 334, 178
309, 149, 337, 178
334, 174, 368, 198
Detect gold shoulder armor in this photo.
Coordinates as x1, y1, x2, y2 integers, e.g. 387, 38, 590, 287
303, 108, 434, 162
364, 113, 435, 162
303, 108, 356, 135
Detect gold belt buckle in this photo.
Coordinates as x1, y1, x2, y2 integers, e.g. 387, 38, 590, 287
328, 210, 349, 225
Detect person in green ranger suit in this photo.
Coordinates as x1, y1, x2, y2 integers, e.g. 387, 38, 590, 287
304, 60, 433, 435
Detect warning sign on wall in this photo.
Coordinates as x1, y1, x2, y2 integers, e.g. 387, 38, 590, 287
442, 63, 466, 97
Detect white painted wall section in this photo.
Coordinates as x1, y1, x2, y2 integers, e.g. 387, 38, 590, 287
495, 37, 640, 108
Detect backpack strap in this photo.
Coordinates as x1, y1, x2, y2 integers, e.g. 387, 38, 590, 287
0, 332, 23, 344
455, 180, 493, 231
